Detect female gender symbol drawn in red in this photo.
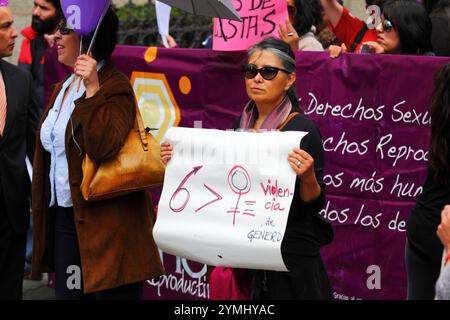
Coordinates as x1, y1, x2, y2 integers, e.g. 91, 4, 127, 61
227, 165, 252, 226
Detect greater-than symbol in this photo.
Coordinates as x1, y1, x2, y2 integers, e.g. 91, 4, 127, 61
195, 184, 223, 213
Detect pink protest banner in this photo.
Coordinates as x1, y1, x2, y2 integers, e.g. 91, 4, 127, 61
213, 0, 288, 51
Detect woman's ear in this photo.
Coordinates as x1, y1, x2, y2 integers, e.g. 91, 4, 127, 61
285, 73, 296, 91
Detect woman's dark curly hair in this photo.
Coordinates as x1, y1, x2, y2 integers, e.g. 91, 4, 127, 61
430, 62, 450, 186
292, 0, 323, 36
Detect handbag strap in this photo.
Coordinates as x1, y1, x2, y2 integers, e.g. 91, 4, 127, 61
277, 112, 300, 131
134, 102, 149, 151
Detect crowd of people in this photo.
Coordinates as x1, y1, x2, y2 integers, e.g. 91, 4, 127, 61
0, 0, 449, 300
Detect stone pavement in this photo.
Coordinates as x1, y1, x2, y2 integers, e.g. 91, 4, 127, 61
23, 273, 55, 300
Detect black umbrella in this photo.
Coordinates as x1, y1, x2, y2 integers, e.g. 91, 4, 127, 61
157, 0, 241, 21
157, 0, 241, 40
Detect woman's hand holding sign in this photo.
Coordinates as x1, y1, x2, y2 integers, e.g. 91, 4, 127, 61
161, 142, 174, 166
288, 147, 321, 203
288, 147, 314, 177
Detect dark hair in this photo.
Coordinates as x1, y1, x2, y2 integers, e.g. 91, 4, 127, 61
383, 0, 433, 55
366, 0, 389, 7
59, 6, 118, 61
424, 0, 450, 14
248, 37, 299, 110
43, 1, 63, 22
82, 7, 119, 61
47, 0, 61, 10
430, 63, 450, 186
293, 0, 323, 36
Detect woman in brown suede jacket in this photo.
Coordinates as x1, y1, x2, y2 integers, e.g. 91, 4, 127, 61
31, 7, 164, 299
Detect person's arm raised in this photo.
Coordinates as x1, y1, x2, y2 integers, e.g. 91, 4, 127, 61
320, 0, 344, 28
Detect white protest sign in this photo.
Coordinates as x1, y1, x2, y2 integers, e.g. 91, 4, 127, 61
154, 127, 308, 272
155, 1, 171, 48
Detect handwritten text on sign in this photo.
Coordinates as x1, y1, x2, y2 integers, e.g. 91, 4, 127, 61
154, 127, 307, 271
213, 0, 288, 51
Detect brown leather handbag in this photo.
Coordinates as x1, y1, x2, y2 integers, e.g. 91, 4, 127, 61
80, 104, 165, 201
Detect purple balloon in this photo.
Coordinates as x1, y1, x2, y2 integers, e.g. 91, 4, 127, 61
61, 0, 111, 36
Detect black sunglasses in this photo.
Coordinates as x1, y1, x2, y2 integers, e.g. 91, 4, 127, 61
288, 5, 297, 16
243, 64, 290, 81
56, 22, 74, 35
381, 19, 394, 32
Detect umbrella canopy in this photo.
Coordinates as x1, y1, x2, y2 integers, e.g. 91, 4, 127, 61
158, 0, 241, 21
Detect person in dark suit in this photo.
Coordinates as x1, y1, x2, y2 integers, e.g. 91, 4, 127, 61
0, 5, 39, 300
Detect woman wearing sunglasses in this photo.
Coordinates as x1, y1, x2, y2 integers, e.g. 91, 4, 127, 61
162, 37, 333, 299
361, 0, 434, 55
31, 7, 164, 299
240, 37, 332, 300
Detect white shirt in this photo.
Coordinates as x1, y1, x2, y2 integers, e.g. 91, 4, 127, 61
40, 61, 104, 207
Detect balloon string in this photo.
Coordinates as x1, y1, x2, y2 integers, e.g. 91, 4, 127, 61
76, 2, 109, 92
76, 35, 83, 92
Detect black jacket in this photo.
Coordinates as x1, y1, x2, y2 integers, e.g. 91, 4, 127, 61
0, 60, 39, 233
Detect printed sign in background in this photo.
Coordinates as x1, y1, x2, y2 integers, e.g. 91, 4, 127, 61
45, 46, 449, 299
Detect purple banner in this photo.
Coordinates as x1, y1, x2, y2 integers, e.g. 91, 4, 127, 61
46, 46, 449, 299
